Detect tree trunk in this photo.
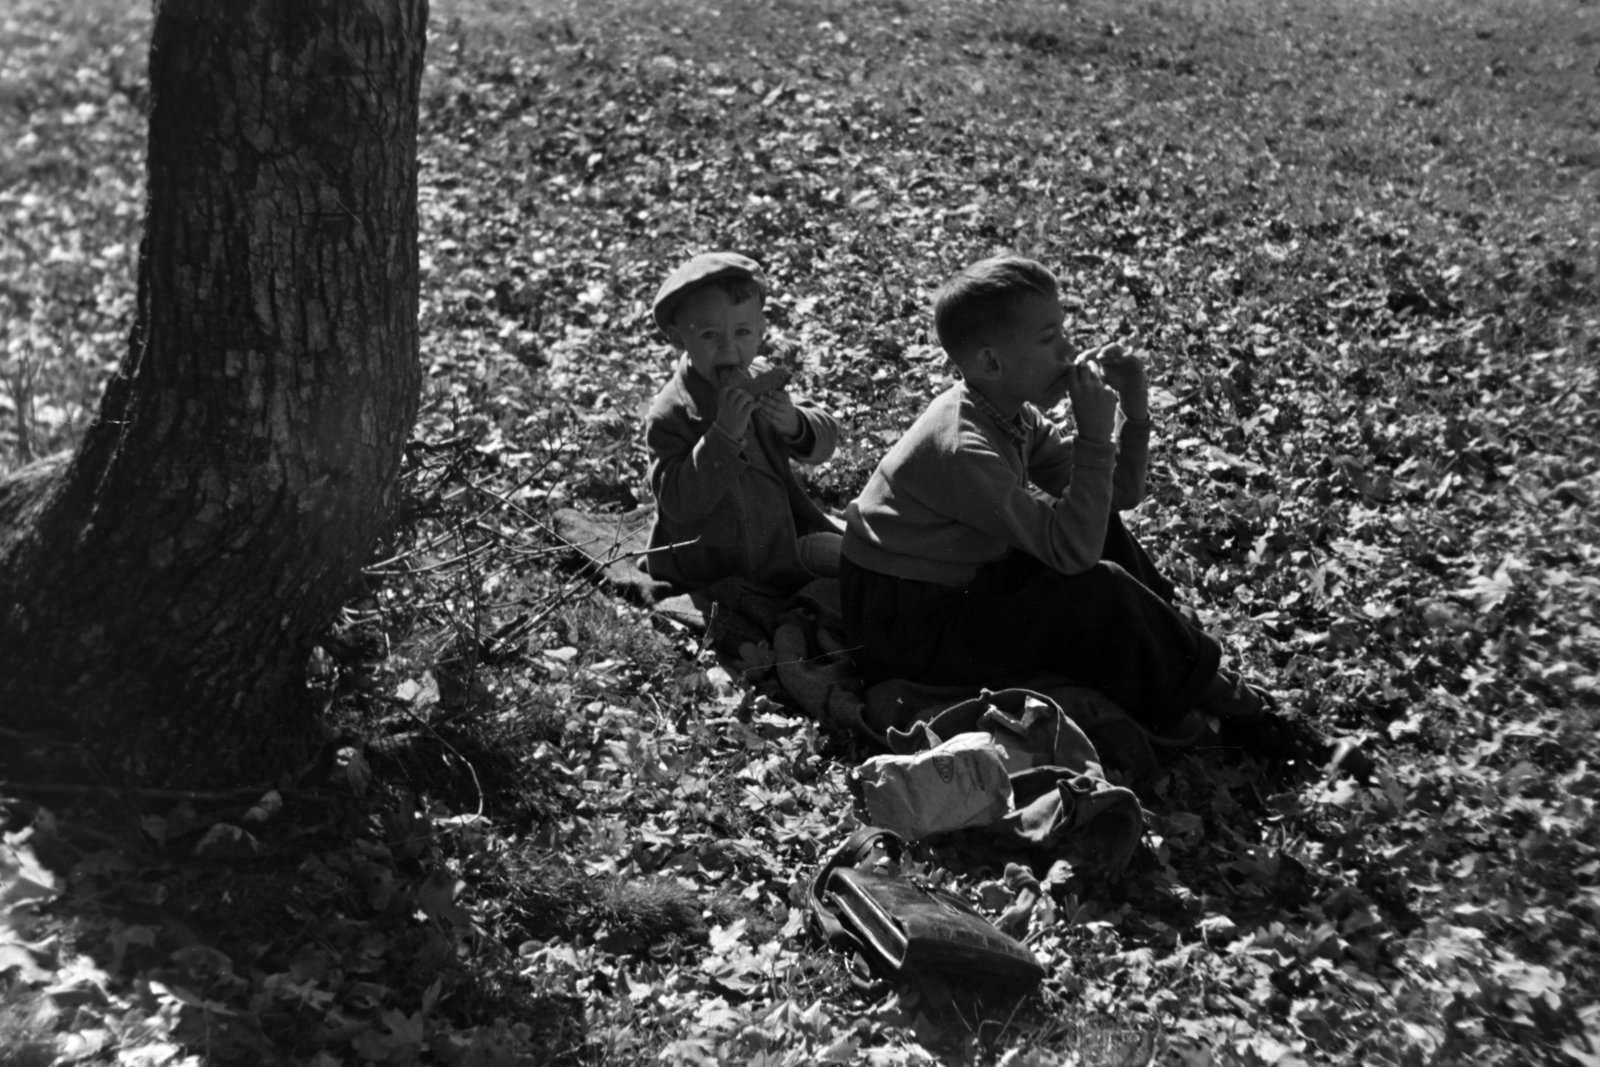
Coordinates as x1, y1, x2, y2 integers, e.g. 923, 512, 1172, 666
0, 0, 426, 788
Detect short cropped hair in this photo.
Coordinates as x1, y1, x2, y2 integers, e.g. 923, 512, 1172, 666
933, 255, 1060, 359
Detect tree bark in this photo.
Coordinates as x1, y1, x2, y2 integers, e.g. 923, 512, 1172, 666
0, 0, 426, 787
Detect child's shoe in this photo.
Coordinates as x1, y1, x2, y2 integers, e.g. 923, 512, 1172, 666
1215, 710, 1331, 767
1145, 709, 1210, 748
1198, 669, 1277, 720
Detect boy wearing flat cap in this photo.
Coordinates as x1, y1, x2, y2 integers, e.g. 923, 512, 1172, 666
642, 252, 845, 592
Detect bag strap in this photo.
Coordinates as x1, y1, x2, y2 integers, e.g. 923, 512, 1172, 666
807, 826, 904, 952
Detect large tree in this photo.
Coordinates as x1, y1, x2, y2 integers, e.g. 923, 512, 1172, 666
0, 0, 427, 788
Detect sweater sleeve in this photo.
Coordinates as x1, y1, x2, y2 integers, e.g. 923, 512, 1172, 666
1028, 410, 1151, 513
1023, 409, 1077, 498
647, 410, 747, 526
1111, 417, 1151, 512
938, 426, 1118, 575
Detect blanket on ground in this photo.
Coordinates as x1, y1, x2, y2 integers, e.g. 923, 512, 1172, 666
552, 505, 1165, 781
553, 505, 1155, 872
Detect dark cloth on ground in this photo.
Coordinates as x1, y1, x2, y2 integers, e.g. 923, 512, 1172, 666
552, 506, 674, 604
551, 503, 1198, 783
841, 514, 1219, 733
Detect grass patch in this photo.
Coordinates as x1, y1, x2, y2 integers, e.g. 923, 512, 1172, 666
0, 984, 55, 1067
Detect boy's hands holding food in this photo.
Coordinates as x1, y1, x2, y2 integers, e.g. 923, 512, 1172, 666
1093, 343, 1150, 421
715, 360, 798, 440
740, 360, 802, 437
1065, 352, 1120, 444
756, 388, 801, 437
714, 384, 757, 439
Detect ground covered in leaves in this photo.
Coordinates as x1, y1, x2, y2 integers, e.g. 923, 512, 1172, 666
3, 0, 1599, 1064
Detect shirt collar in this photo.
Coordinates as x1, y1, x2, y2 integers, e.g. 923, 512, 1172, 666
964, 384, 1028, 451
670, 355, 713, 422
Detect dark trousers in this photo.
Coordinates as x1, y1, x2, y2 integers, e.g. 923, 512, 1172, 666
840, 515, 1220, 732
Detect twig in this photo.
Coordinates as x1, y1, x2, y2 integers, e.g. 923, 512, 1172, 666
457, 482, 657, 627
395, 707, 485, 821
457, 507, 488, 734
364, 538, 496, 576
365, 529, 463, 572
504, 541, 571, 558
465, 477, 551, 531
407, 434, 475, 453
520, 568, 605, 633
462, 473, 702, 586
364, 501, 503, 571
364, 455, 563, 575
0, 781, 339, 803
0, 795, 155, 866
467, 517, 569, 558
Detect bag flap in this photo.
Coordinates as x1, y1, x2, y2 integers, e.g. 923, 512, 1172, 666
825, 867, 914, 969
807, 827, 904, 953
827, 868, 1045, 984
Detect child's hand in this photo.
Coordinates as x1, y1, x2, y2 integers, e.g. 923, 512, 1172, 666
1064, 361, 1119, 444
756, 388, 801, 438
1093, 343, 1150, 421
715, 385, 757, 440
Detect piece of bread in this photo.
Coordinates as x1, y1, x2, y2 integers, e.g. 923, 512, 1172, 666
734, 363, 793, 397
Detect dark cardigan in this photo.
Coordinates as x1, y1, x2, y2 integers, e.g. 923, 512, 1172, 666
644, 357, 842, 590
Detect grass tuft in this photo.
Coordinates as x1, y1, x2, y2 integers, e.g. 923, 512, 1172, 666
492, 845, 740, 951
0, 984, 56, 1067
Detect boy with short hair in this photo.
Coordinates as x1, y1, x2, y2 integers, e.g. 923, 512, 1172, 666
840, 254, 1266, 735
643, 252, 844, 592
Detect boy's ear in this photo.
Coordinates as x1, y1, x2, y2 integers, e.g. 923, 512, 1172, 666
664, 324, 686, 351
969, 345, 1004, 381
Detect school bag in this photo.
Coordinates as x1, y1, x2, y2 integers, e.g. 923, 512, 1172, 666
807, 826, 1046, 1000
858, 688, 1146, 872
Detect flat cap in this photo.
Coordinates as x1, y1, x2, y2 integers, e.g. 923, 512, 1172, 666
652, 252, 768, 333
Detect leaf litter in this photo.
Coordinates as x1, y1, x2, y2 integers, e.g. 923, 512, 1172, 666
2, 0, 1599, 1064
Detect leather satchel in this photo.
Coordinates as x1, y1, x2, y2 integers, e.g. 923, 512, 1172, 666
808, 827, 1045, 993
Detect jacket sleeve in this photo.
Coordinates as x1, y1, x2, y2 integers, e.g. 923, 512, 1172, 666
781, 402, 839, 465
937, 427, 1118, 575
647, 407, 747, 526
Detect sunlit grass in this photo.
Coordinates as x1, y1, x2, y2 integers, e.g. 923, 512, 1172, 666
5, 0, 1594, 472
0, 983, 55, 1067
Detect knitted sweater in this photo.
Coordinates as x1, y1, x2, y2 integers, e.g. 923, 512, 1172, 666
842, 381, 1150, 586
